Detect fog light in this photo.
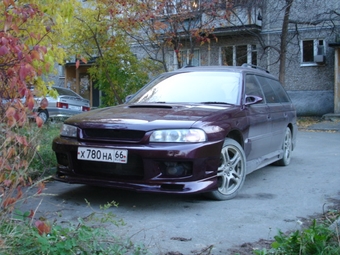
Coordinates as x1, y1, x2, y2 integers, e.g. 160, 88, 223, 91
164, 162, 192, 176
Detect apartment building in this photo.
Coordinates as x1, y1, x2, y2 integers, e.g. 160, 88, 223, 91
60, 0, 340, 115
132, 0, 340, 115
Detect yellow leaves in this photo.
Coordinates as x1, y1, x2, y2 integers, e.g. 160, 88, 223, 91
48, 88, 58, 99
153, 21, 168, 30
2, 0, 77, 75
56, 14, 63, 25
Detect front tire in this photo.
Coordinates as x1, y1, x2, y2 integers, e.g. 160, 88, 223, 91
206, 138, 246, 200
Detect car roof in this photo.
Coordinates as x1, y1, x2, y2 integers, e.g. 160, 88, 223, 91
170, 65, 278, 80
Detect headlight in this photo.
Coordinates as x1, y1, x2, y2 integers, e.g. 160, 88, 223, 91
60, 124, 77, 138
150, 129, 206, 143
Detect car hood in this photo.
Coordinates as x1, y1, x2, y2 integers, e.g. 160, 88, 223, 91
65, 103, 232, 130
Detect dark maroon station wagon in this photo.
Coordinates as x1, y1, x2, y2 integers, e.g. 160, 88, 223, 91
52, 65, 297, 200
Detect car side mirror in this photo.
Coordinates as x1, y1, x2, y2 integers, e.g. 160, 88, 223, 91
125, 94, 134, 103
245, 95, 263, 105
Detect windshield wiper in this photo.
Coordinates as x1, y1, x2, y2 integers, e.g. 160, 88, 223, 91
201, 102, 234, 105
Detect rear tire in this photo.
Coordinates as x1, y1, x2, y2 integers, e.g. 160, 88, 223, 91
275, 127, 292, 166
206, 138, 246, 201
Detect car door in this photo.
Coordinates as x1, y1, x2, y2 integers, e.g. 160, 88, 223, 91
244, 74, 272, 171
266, 78, 293, 151
255, 75, 286, 152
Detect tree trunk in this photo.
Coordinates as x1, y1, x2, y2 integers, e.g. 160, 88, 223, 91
279, 0, 294, 86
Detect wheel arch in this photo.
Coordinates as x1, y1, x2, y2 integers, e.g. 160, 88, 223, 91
226, 130, 244, 148
287, 123, 295, 150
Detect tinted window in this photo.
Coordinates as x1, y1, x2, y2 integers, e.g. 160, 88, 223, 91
268, 79, 290, 103
245, 75, 264, 103
255, 76, 280, 103
130, 72, 241, 105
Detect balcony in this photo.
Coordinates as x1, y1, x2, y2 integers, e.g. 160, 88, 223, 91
156, 0, 262, 36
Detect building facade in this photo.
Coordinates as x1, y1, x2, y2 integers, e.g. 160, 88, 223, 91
59, 0, 340, 115
131, 0, 340, 115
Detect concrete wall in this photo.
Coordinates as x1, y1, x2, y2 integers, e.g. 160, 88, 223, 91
287, 90, 334, 116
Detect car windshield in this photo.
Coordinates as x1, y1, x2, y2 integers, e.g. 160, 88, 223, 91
129, 71, 241, 105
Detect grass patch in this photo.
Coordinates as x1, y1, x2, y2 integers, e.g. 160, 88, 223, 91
1, 202, 148, 255
28, 121, 62, 179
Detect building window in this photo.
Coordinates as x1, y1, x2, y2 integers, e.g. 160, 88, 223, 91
58, 64, 65, 78
164, 0, 200, 14
221, 44, 257, 66
179, 49, 200, 67
251, 45, 257, 65
236, 45, 248, 66
301, 39, 326, 64
164, 0, 177, 14
222, 46, 233, 66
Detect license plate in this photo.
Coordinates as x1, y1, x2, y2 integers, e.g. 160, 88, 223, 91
77, 147, 128, 164
69, 105, 81, 111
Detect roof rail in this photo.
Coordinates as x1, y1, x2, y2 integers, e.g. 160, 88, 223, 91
181, 65, 195, 69
241, 63, 269, 73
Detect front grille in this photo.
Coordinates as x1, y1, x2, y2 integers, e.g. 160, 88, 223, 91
82, 129, 145, 142
76, 154, 144, 179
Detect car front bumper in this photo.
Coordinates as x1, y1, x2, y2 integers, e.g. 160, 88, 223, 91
52, 136, 223, 194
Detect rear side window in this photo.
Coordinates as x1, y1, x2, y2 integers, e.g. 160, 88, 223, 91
268, 79, 290, 103
256, 76, 280, 103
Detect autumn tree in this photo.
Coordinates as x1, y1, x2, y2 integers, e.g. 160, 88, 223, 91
121, 0, 227, 70
0, 0, 76, 215
67, 0, 155, 105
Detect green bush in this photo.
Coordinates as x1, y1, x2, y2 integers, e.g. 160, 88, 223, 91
28, 120, 62, 178
254, 220, 340, 255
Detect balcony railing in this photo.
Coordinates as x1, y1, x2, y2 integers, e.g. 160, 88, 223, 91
156, 0, 262, 33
